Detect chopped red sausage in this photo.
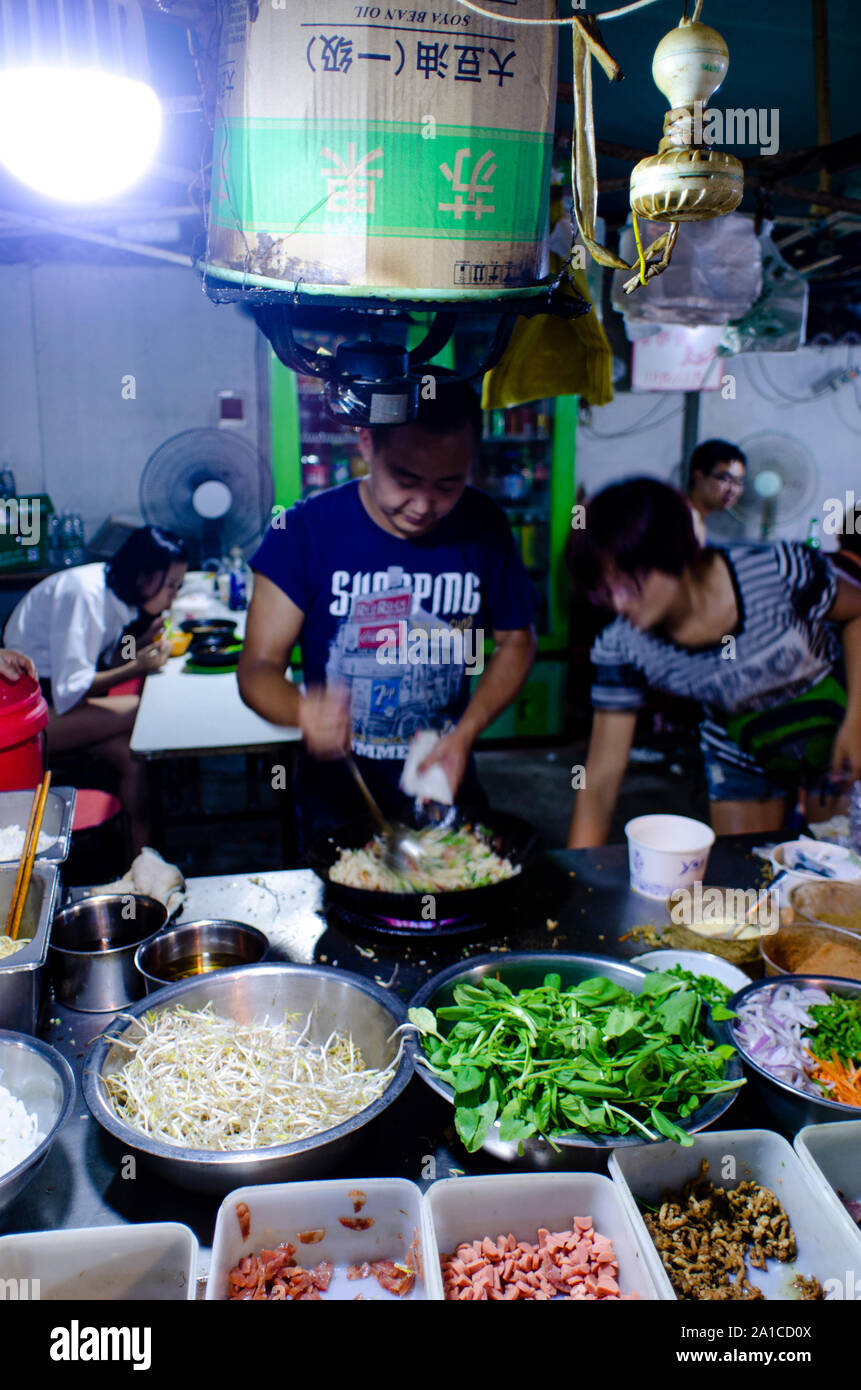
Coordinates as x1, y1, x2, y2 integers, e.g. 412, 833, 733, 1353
349, 1189, 367, 1213
298, 1229, 326, 1244
338, 1216, 375, 1230
439, 1221, 637, 1302
235, 1201, 251, 1240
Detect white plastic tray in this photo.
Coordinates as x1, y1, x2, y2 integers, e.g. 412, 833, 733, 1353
610, 1128, 861, 1300
422, 1171, 664, 1301
0, 1222, 197, 1300
207, 1177, 427, 1300
794, 1122, 861, 1254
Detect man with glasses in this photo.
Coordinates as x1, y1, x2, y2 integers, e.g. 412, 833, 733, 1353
686, 439, 747, 544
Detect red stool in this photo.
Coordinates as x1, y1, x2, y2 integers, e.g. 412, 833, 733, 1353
108, 677, 144, 698
64, 789, 129, 887
73, 789, 123, 833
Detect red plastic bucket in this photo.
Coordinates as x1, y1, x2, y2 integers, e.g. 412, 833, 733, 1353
0, 674, 49, 789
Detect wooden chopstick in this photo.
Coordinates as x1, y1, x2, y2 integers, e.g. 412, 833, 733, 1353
6, 783, 40, 937
7, 772, 51, 941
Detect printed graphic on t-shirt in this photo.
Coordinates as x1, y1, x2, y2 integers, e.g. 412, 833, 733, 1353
324, 571, 481, 760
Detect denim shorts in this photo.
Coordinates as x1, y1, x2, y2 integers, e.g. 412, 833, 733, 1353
702, 751, 787, 803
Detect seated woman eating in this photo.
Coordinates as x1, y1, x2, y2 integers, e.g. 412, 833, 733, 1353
567, 478, 861, 847
4, 525, 187, 852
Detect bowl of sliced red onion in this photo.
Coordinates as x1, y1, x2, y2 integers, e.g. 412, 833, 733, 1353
727, 975, 861, 1134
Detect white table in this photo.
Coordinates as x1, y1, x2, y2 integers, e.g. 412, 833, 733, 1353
130, 656, 300, 760
130, 596, 302, 856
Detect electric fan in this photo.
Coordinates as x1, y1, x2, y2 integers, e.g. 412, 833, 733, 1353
731, 433, 819, 540
138, 428, 273, 566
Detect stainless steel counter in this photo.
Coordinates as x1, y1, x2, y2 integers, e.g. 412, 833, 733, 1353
0, 840, 767, 1281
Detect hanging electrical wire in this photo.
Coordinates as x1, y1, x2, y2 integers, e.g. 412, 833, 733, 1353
582, 397, 683, 437
452, 0, 668, 24
755, 356, 837, 405
832, 387, 861, 438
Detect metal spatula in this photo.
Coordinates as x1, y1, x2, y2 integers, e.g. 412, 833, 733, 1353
344, 753, 427, 879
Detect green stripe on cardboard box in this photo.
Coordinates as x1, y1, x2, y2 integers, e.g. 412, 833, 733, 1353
209, 119, 551, 243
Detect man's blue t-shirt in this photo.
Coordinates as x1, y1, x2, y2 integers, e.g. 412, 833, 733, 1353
251, 480, 535, 763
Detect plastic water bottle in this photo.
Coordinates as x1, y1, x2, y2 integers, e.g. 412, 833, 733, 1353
214, 555, 230, 603
849, 780, 861, 852
228, 547, 249, 611
47, 514, 63, 568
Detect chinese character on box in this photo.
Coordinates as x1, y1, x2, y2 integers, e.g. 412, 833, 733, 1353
439, 148, 496, 221
320, 143, 384, 214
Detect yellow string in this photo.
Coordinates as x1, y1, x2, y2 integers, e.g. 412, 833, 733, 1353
631, 209, 647, 286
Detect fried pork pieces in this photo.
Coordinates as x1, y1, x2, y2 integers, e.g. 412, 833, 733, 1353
226, 1242, 416, 1300
642, 1159, 823, 1301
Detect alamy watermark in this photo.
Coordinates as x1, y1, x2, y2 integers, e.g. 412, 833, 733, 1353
0, 498, 40, 547
375, 621, 485, 675
0, 1276, 40, 1299
823, 492, 861, 534
692, 101, 779, 157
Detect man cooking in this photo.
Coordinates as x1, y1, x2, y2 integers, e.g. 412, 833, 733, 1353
238, 376, 537, 858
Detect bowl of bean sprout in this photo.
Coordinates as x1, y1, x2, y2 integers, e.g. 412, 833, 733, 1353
82, 964, 414, 1193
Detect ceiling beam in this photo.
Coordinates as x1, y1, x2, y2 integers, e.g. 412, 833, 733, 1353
744, 133, 861, 179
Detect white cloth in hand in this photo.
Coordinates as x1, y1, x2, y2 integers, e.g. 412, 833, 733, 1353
399, 730, 454, 805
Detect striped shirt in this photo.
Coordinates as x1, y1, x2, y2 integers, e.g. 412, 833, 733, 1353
590, 542, 841, 770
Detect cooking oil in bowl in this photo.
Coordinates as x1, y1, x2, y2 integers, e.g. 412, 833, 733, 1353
158, 951, 246, 982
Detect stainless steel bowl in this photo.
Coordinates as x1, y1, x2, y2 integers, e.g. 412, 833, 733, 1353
83, 963, 413, 1194
50, 895, 168, 1012
0, 1030, 75, 1214
727, 974, 861, 1133
410, 952, 743, 1170
135, 919, 268, 992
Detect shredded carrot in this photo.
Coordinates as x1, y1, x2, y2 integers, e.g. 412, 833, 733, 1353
806, 1048, 861, 1107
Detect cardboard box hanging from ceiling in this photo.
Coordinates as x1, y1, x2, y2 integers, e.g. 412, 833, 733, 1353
206, 0, 557, 296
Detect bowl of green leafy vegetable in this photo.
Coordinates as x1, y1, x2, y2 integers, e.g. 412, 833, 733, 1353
408, 953, 744, 1167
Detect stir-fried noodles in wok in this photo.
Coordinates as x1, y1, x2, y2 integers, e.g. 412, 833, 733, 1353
329, 823, 520, 893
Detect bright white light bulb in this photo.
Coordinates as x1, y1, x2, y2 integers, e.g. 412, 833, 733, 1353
0, 67, 161, 202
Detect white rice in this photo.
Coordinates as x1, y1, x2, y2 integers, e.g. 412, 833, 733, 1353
0, 825, 56, 861
0, 1080, 44, 1178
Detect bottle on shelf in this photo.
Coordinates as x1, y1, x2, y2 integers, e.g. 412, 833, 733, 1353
331, 454, 351, 487
228, 546, 250, 611
500, 448, 529, 503
804, 516, 821, 549
519, 446, 535, 496
214, 555, 230, 603
47, 513, 63, 569
520, 515, 539, 570
301, 453, 330, 495
60, 510, 85, 566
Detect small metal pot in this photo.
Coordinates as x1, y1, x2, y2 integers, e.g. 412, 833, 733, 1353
49, 895, 168, 1012
135, 919, 268, 992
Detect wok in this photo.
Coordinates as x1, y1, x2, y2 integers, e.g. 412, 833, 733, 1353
307, 803, 541, 922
